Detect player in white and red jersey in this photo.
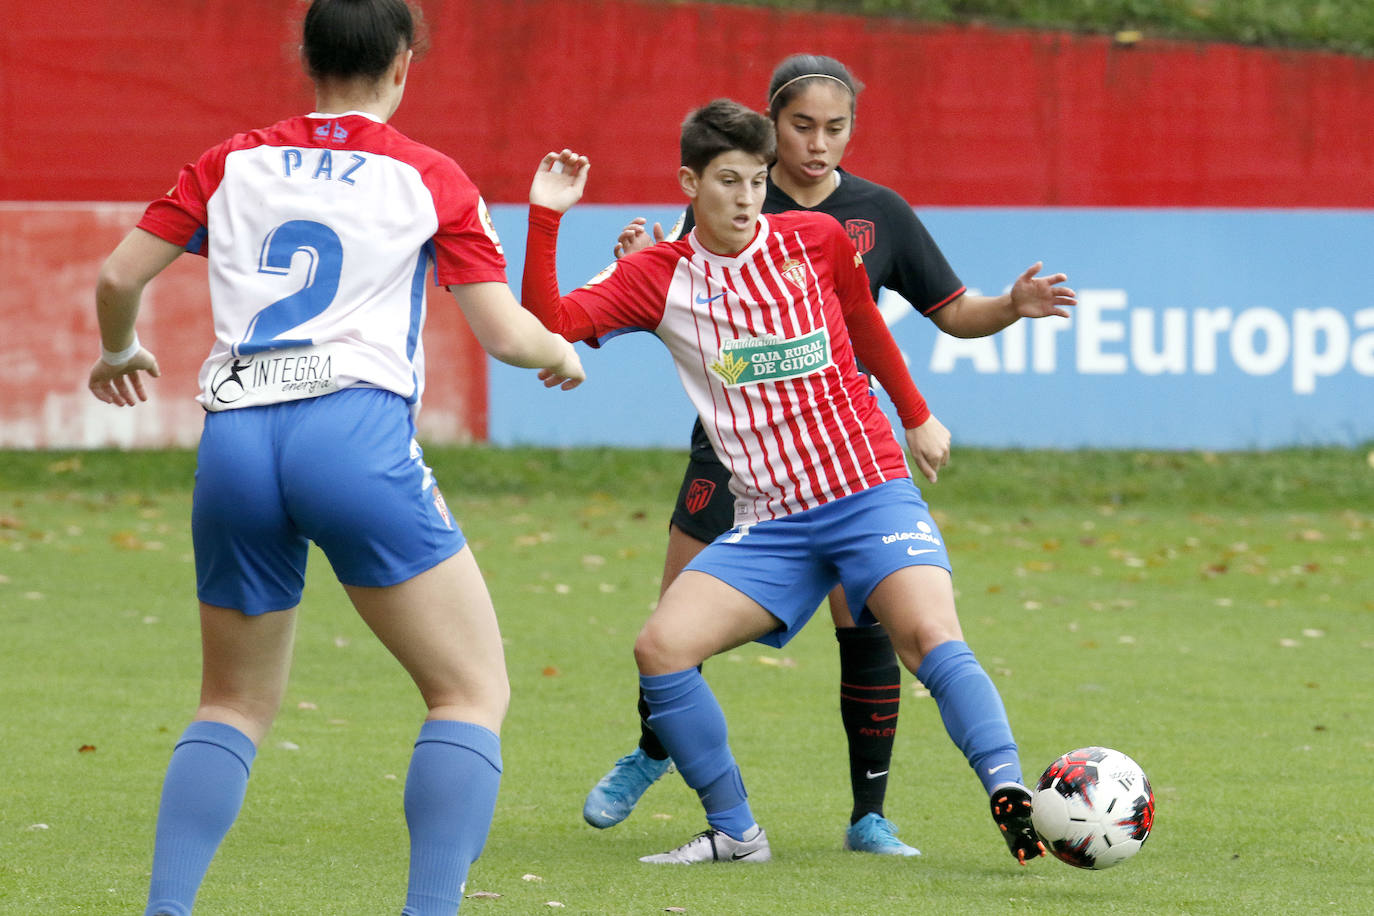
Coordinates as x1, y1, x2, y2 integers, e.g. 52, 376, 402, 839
533, 206, 930, 526
523, 100, 1044, 867
587, 55, 1074, 859
87, 3, 582, 914
138, 104, 516, 415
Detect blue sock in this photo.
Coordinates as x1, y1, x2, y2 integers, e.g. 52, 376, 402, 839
916, 640, 1022, 793
401, 720, 502, 916
144, 721, 256, 916
640, 669, 754, 839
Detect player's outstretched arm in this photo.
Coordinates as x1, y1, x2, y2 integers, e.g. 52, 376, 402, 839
931, 262, 1076, 339
448, 282, 584, 389
88, 228, 180, 407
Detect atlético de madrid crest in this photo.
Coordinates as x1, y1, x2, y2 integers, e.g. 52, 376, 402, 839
845, 219, 876, 255
778, 258, 808, 291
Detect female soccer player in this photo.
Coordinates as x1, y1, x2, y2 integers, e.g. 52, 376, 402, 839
584, 54, 1075, 858
87, 2, 582, 913
525, 101, 1045, 866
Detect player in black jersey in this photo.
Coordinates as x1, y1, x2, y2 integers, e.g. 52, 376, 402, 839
584, 54, 1074, 862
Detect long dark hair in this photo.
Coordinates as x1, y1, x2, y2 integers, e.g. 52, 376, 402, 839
766, 54, 862, 119
302, 0, 424, 83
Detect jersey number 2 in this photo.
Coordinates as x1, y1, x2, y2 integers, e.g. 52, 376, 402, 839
239, 220, 343, 355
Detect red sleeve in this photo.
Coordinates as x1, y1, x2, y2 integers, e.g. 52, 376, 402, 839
832, 224, 931, 428
523, 205, 597, 343
136, 145, 224, 256
429, 165, 507, 286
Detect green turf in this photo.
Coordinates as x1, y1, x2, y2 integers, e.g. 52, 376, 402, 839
1, 447, 1371, 913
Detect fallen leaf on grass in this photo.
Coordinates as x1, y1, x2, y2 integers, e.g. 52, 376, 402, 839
542, 666, 561, 677
110, 531, 147, 550
465, 891, 501, 899
78, 744, 96, 753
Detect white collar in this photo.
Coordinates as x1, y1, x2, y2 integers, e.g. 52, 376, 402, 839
307, 110, 386, 123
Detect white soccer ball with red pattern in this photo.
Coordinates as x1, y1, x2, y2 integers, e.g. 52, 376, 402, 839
1030, 746, 1155, 869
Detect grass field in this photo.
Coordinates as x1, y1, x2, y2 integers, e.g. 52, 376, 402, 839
2, 446, 1372, 914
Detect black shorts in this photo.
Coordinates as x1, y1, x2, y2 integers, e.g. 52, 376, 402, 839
669, 418, 736, 543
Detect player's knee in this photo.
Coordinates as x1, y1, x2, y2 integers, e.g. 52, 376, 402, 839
633, 624, 688, 675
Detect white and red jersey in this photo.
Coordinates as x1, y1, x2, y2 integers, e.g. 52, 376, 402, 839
525, 207, 929, 526
138, 111, 507, 412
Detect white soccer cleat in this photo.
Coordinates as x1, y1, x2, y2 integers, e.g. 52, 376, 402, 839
638, 825, 772, 864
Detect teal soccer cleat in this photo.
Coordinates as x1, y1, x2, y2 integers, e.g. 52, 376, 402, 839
583, 748, 671, 828
844, 813, 921, 857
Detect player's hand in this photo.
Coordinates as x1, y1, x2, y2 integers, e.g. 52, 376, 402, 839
88, 348, 161, 407
539, 340, 585, 390
1009, 261, 1076, 319
905, 414, 951, 483
613, 217, 665, 259
530, 149, 590, 214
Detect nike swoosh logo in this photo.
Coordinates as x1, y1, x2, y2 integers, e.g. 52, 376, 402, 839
695, 292, 726, 304
906, 547, 938, 556
731, 849, 761, 860
870, 712, 898, 722
865, 769, 889, 780
986, 762, 1014, 776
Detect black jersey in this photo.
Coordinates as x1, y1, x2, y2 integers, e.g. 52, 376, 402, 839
670, 168, 965, 312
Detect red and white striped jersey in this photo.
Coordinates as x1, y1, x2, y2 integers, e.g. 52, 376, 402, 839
137, 111, 507, 413
540, 209, 916, 525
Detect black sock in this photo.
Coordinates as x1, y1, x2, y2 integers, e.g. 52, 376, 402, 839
837, 624, 902, 824
637, 686, 669, 760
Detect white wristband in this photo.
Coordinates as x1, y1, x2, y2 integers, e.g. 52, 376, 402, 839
100, 333, 142, 367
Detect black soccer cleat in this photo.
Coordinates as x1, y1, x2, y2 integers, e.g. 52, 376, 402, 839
990, 784, 1046, 865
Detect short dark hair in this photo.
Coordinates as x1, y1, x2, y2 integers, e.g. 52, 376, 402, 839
302, 0, 424, 83
766, 54, 862, 119
679, 99, 776, 174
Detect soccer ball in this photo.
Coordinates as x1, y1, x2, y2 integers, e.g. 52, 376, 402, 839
1030, 746, 1155, 869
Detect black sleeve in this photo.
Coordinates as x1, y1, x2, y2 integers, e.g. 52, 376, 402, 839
878, 191, 965, 316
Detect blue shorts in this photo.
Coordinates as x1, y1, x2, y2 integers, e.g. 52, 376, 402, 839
684, 478, 951, 648
192, 387, 464, 614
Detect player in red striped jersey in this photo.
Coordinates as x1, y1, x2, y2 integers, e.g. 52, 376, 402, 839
586, 55, 1074, 859
523, 100, 1045, 866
